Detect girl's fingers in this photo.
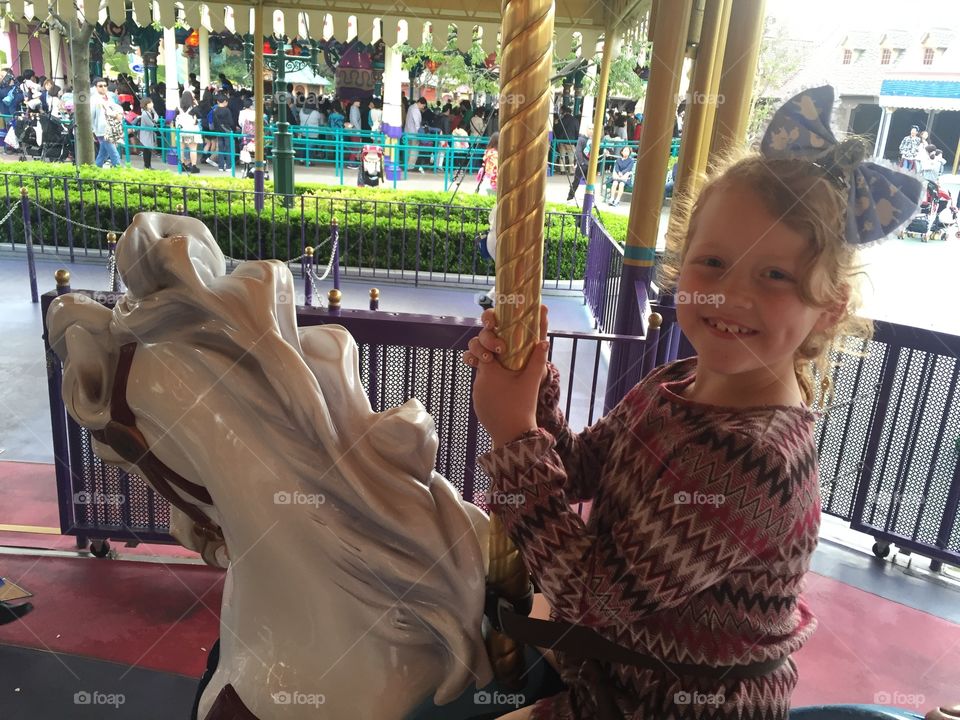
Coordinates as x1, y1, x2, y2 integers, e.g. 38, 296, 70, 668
477, 327, 503, 353
467, 337, 493, 363
481, 307, 497, 328
462, 350, 478, 367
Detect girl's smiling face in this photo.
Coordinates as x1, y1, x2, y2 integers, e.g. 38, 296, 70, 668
676, 185, 837, 395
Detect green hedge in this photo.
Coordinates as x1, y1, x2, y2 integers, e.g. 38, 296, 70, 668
1, 163, 625, 282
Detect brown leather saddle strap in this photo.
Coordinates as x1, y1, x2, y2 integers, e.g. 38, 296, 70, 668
493, 599, 788, 682
203, 684, 260, 720
90, 343, 223, 540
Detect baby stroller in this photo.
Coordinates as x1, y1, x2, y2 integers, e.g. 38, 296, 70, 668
898, 180, 958, 242
38, 113, 73, 162
239, 140, 269, 180
476, 205, 497, 309
12, 110, 44, 161
357, 145, 385, 187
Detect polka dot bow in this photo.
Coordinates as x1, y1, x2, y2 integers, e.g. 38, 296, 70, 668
761, 85, 923, 245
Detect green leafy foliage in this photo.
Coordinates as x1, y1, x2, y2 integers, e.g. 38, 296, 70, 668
2, 163, 609, 282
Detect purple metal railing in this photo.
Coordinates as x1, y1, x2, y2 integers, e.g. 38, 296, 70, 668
41, 287, 960, 564
582, 211, 624, 333
42, 289, 645, 546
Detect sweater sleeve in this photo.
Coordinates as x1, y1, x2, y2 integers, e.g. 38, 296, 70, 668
477, 424, 808, 628
534, 362, 652, 502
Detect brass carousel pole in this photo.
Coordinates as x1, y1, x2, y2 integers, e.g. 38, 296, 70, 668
253, 1, 266, 212
672, 0, 726, 201
485, 0, 555, 687
581, 28, 618, 219
709, 0, 766, 158
605, 0, 693, 412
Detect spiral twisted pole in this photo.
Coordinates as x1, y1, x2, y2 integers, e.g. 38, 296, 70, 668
486, 0, 555, 689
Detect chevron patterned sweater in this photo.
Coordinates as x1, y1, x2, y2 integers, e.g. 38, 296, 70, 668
477, 357, 820, 720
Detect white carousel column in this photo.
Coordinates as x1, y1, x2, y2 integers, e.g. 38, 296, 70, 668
577, 33, 600, 134
382, 35, 404, 180
874, 106, 894, 160
48, 24, 62, 85
163, 25, 180, 164
163, 26, 180, 107
834, 100, 854, 136
0, 18, 13, 72
198, 26, 210, 89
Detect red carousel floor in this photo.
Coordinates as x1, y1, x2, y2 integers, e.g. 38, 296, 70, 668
1, 461, 958, 707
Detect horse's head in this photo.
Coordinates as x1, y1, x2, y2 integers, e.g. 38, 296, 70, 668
48, 212, 492, 706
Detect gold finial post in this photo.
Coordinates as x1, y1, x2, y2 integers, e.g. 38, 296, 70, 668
55, 269, 71, 295
485, 0, 555, 688
327, 288, 342, 315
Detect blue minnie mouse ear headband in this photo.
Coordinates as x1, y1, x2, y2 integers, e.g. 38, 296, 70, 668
760, 85, 923, 246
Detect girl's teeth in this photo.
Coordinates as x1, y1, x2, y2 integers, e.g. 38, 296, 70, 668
709, 319, 751, 334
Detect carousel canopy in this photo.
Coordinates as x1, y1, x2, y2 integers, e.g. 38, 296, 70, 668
11, 0, 649, 56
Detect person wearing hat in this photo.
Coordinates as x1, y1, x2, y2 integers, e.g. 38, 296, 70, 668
899, 125, 923, 172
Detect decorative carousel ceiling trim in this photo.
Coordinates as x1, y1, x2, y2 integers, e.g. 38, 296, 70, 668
132, 0, 152, 27
156, 0, 176, 31
9, 0, 26, 24
107, 0, 125, 24
56, 0, 77, 26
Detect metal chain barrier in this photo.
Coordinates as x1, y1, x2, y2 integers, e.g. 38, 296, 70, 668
0, 198, 23, 226
31, 201, 116, 235
307, 234, 338, 286
16, 198, 332, 299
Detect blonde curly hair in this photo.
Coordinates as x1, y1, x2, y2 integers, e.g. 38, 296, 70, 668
658, 146, 874, 407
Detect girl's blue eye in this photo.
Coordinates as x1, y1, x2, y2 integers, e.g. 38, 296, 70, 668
765, 269, 792, 281
702, 257, 723, 268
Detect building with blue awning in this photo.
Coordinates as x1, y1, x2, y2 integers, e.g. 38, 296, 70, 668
780, 26, 960, 172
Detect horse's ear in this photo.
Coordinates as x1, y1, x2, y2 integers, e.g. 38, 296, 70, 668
48, 294, 116, 429
117, 212, 225, 300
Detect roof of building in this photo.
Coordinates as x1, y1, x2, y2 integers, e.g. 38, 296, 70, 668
776, 27, 960, 103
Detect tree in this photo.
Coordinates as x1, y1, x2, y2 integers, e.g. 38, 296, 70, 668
400, 24, 498, 100
49, 0, 108, 166
746, 19, 808, 146
604, 35, 650, 102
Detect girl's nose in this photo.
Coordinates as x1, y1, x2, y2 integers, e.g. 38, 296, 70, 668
717, 272, 754, 309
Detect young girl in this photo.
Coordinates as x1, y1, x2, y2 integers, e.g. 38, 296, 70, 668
463, 86, 919, 720
176, 90, 202, 173
478, 132, 499, 196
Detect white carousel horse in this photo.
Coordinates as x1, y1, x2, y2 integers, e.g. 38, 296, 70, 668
47, 212, 493, 720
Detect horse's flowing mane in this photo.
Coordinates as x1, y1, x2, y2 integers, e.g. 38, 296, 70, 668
110, 213, 491, 702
